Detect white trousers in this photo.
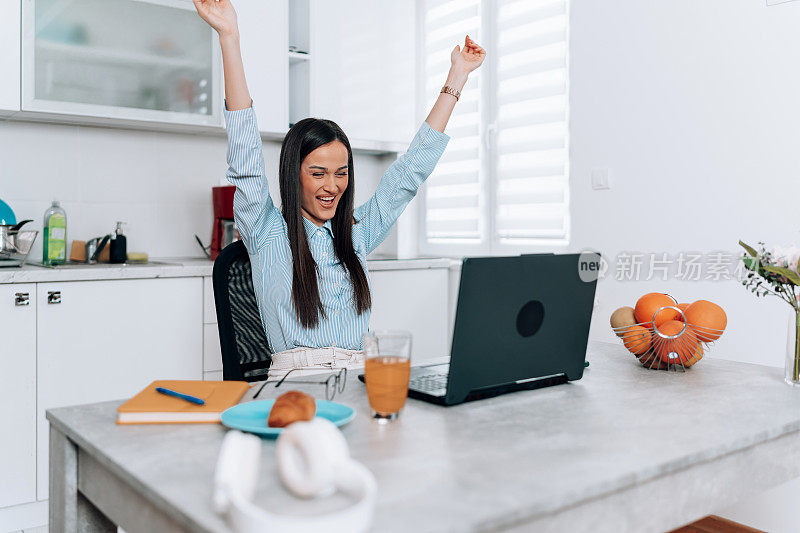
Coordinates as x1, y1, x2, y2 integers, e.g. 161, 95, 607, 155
268, 346, 364, 379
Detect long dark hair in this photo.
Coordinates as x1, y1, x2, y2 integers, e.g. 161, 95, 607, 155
278, 118, 371, 329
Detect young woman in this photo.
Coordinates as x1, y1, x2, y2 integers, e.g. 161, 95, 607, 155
193, 0, 485, 368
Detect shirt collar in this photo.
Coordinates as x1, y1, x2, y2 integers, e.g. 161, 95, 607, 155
302, 215, 334, 238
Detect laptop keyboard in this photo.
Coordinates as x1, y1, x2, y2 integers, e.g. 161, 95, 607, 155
409, 366, 449, 396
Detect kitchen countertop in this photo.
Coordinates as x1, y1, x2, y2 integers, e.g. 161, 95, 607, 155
46, 342, 800, 532
0, 256, 458, 284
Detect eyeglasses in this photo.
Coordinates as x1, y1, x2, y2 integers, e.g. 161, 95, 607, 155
253, 367, 347, 401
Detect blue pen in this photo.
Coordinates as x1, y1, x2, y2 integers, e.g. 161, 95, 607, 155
156, 387, 206, 406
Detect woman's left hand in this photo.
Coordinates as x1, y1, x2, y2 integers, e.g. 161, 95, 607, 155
451, 35, 486, 74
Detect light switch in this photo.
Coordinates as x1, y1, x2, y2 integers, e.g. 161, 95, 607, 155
591, 168, 611, 190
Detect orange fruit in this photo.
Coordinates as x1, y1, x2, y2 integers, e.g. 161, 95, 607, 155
685, 300, 727, 342
634, 293, 679, 327
675, 303, 691, 322
654, 320, 700, 364
638, 351, 667, 369
622, 325, 652, 355
682, 344, 704, 368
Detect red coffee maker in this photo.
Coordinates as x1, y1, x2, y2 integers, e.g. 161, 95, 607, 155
211, 185, 238, 260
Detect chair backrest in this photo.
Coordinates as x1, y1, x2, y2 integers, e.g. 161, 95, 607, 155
212, 240, 272, 381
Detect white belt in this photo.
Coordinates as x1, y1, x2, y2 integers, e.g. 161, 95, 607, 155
269, 347, 364, 378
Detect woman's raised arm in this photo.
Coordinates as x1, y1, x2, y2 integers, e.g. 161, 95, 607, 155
354, 36, 486, 254
192, 0, 251, 110
193, 0, 279, 252
425, 35, 486, 133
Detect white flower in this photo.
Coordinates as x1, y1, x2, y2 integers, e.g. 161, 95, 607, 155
771, 245, 800, 270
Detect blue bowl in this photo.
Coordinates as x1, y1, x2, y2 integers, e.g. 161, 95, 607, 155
220, 399, 355, 438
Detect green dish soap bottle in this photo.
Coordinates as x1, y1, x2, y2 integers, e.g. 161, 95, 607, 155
43, 200, 67, 266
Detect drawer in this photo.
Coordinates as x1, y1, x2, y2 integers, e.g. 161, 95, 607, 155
203, 323, 222, 372
203, 276, 217, 324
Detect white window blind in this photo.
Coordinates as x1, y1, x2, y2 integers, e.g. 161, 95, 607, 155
420, 0, 570, 252
422, 0, 483, 243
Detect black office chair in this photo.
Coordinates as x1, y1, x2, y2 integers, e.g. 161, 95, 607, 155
212, 240, 272, 381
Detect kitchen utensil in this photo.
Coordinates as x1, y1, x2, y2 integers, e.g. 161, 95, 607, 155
0, 220, 34, 254
0, 230, 39, 267
194, 235, 211, 258
86, 234, 111, 263
70, 240, 87, 262
211, 185, 236, 260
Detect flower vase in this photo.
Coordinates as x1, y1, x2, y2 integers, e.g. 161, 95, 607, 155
786, 308, 800, 386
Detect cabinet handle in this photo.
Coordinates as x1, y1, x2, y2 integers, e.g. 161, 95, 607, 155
14, 292, 30, 306
47, 291, 61, 304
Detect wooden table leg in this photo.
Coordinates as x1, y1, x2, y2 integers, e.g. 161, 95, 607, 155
49, 426, 116, 533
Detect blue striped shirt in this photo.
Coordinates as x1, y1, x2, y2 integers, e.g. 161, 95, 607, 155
224, 105, 450, 353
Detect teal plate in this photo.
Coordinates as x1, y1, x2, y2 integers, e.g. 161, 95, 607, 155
220, 399, 355, 438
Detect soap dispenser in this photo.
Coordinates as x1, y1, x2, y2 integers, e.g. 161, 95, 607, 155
109, 221, 127, 264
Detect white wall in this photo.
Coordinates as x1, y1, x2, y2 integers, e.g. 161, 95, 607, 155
569, 0, 800, 530
570, 0, 800, 367
0, 119, 397, 261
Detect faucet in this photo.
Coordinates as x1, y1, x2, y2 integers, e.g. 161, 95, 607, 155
85, 234, 111, 263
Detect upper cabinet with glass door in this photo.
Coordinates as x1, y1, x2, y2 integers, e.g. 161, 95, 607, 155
22, 0, 221, 128
0, 0, 21, 116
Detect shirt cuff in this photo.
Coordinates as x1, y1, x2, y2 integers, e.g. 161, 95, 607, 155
404, 120, 450, 170
418, 120, 450, 146
223, 100, 257, 129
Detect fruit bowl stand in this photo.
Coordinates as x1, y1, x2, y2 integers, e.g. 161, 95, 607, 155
613, 305, 724, 371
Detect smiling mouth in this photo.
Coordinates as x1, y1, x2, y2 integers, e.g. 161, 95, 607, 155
316, 195, 336, 209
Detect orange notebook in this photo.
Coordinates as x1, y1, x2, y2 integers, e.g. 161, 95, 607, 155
117, 380, 249, 425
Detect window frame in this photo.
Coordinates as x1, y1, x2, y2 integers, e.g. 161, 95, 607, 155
416, 0, 571, 258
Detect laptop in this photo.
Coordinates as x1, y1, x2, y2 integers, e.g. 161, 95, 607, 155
361, 253, 600, 406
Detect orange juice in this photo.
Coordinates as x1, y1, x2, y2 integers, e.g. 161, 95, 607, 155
365, 356, 411, 415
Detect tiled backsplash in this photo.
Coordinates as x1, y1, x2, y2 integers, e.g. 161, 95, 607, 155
0, 119, 396, 260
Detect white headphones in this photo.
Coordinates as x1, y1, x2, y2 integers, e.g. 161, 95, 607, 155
213, 418, 377, 533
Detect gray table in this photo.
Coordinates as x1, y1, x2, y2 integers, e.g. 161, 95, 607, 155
47, 342, 800, 533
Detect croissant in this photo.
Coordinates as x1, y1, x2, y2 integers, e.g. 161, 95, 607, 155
268, 390, 316, 427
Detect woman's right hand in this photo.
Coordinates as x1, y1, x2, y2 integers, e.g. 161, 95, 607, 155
192, 0, 238, 37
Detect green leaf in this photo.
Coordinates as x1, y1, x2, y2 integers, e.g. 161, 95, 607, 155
763, 265, 800, 286
739, 240, 759, 257
742, 256, 759, 271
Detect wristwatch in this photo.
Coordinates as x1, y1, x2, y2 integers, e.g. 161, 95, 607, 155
441, 85, 461, 101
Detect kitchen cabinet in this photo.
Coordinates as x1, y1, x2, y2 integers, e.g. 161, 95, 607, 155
305, 0, 415, 144
0, 284, 37, 509
0, 0, 21, 115
203, 275, 223, 379
8, 0, 415, 145
369, 268, 450, 362
21, 0, 222, 128
236, 0, 289, 134
203, 316, 222, 373
35, 277, 203, 500
0, 260, 453, 525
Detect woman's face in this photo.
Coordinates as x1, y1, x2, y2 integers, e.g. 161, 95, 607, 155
299, 140, 349, 226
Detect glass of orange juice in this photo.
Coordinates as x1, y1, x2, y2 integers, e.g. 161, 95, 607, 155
362, 330, 412, 423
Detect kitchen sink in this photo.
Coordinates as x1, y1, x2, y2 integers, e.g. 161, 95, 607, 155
29, 260, 179, 269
